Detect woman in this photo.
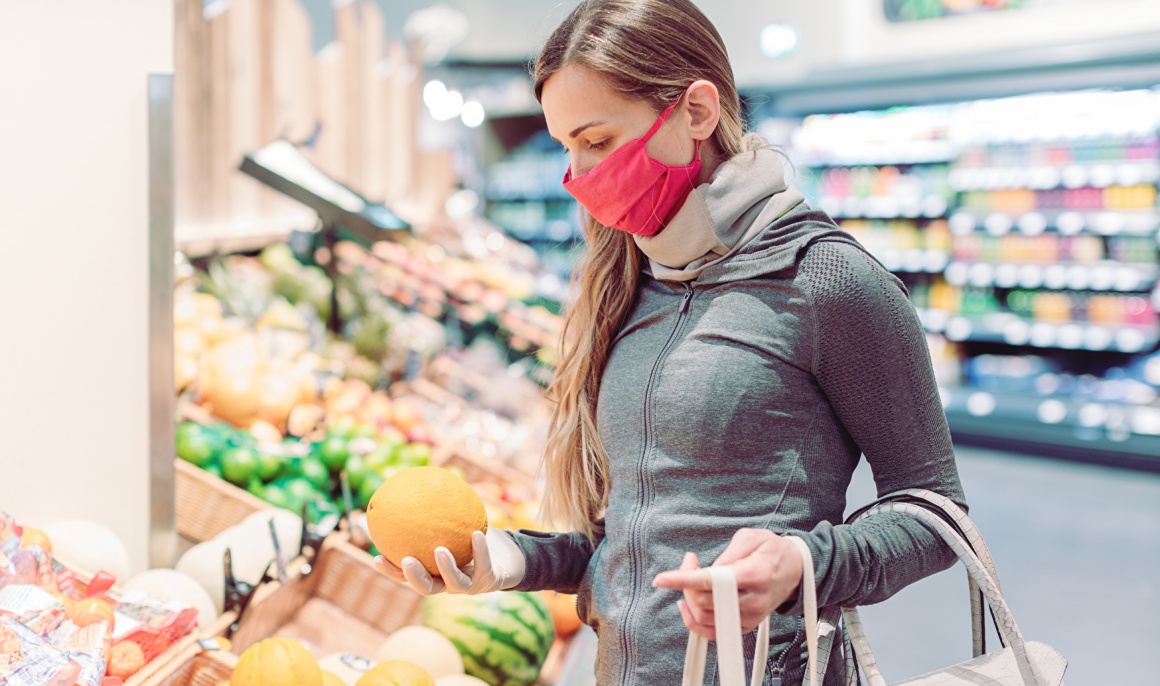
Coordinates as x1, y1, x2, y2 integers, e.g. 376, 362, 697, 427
376, 1, 966, 683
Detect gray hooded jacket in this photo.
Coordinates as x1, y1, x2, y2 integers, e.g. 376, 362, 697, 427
509, 148, 965, 686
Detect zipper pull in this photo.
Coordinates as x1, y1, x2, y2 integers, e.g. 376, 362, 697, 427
679, 284, 694, 315
770, 667, 782, 686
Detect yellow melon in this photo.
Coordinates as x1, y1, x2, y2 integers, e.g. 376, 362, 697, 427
365, 467, 487, 576
231, 637, 323, 686
356, 661, 433, 686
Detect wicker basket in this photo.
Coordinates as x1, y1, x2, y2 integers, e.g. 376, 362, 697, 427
220, 532, 422, 659
126, 633, 204, 686
175, 458, 271, 542
149, 647, 237, 686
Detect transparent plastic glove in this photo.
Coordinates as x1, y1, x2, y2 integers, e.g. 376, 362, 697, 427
373, 527, 526, 596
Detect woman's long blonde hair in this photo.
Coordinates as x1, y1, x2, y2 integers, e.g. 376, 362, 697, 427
536, 0, 749, 540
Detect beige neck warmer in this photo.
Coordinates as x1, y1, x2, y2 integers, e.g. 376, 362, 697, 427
634, 139, 805, 282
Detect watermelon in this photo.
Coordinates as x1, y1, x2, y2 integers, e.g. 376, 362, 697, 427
421, 592, 555, 686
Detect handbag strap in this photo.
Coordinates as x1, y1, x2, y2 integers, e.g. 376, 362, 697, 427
681, 566, 771, 686
845, 488, 1000, 657
843, 500, 1043, 686
786, 537, 819, 686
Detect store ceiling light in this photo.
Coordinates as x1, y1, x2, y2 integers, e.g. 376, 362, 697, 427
461, 101, 485, 128
760, 23, 798, 59
430, 89, 464, 122
423, 80, 447, 109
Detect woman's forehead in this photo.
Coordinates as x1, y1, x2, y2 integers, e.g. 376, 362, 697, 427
541, 65, 650, 140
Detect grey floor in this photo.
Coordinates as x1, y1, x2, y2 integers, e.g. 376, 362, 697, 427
845, 446, 1160, 685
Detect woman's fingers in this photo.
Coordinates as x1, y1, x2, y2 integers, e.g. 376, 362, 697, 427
678, 599, 716, 640
434, 547, 474, 593
372, 556, 407, 584
654, 551, 712, 591
470, 530, 493, 579
401, 556, 445, 595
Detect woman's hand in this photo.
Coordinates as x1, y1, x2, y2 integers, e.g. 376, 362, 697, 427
652, 528, 804, 639
373, 527, 527, 596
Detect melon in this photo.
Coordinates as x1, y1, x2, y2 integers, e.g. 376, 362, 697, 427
242, 509, 303, 561
176, 539, 231, 613
232, 637, 322, 686
317, 654, 374, 686
42, 520, 130, 581
422, 592, 554, 686
366, 467, 487, 576
123, 569, 218, 626
374, 626, 463, 678
176, 528, 271, 614
355, 661, 433, 686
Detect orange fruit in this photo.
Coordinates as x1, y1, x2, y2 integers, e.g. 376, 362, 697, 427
355, 661, 433, 686
20, 527, 52, 553
107, 640, 147, 678
69, 597, 115, 629
542, 591, 583, 637
365, 467, 487, 576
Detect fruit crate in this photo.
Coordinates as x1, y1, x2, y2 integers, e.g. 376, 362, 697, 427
218, 532, 572, 684
175, 458, 272, 543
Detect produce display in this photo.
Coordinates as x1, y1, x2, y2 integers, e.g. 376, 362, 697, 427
217, 600, 558, 686
0, 512, 199, 685
171, 222, 575, 686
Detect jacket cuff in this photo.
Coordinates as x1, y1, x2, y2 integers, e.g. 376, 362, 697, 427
507, 529, 547, 593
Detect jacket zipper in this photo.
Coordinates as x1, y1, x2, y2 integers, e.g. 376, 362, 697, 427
620, 281, 695, 686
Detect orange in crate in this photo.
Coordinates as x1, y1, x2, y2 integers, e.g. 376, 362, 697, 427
109, 640, 148, 679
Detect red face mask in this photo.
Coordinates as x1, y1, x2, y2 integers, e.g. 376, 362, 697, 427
562, 97, 703, 237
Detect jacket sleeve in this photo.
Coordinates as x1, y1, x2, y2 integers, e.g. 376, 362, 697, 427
507, 526, 602, 594
784, 240, 967, 612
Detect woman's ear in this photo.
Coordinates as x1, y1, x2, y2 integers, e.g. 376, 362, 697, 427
685, 80, 721, 142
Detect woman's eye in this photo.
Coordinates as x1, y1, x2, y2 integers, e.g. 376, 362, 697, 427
590, 140, 608, 151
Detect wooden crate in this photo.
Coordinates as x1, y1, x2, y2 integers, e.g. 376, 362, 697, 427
175, 458, 271, 543
219, 532, 571, 683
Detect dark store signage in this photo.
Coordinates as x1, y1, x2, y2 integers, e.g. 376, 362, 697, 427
884, 0, 1034, 22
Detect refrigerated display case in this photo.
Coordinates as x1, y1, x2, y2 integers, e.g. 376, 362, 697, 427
750, 31, 1160, 469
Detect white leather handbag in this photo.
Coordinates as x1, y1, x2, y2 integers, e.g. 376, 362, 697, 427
805, 489, 1068, 686
681, 489, 1068, 686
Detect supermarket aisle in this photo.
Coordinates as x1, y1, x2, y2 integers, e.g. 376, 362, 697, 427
846, 446, 1160, 685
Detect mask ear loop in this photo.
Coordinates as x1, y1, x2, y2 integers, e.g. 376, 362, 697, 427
644, 93, 706, 171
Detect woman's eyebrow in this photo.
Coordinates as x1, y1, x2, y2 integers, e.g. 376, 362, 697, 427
548, 120, 608, 144
569, 121, 606, 138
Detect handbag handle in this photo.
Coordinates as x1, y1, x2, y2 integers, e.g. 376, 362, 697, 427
845, 489, 1002, 658
681, 566, 772, 686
